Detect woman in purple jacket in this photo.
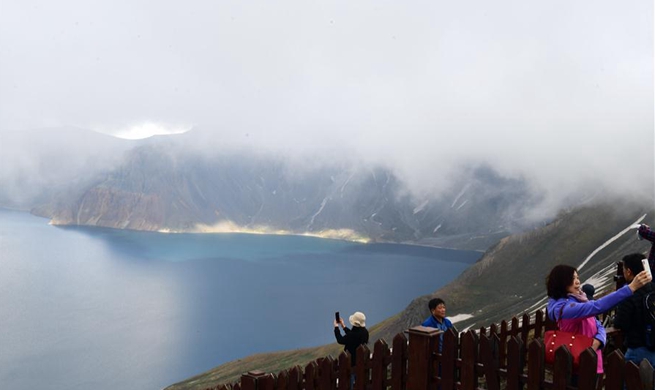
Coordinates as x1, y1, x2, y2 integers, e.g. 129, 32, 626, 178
546, 265, 651, 375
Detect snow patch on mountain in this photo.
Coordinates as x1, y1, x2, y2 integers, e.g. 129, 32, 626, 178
308, 197, 330, 229
456, 200, 469, 211
413, 200, 429, 214
578, 214, 647, 270
451, 184, 471, 208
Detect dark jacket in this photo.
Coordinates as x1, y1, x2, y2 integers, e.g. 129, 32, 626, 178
334, 326, 369, 366
614, 282, 655, 349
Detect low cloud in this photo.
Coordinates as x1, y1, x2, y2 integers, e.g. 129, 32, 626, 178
0, 0, 652, 216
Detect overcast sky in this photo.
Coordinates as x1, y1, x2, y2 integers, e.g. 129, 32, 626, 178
1, 0, 653, 206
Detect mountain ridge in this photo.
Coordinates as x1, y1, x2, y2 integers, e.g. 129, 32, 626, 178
27, 140, 543, 251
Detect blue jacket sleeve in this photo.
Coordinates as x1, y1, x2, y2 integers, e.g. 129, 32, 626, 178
557, 285, 633, 320
594, 318, 606, 347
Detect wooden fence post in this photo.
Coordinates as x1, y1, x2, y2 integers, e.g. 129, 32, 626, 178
391, 333, 408, 390
625, 361, 642, 390
305, 361, 318, 390
511, 317, 520, 338
604, 350, 625, 390
242, 371, 267, 390
544, 309, 557, 332
500, 320, 509, 368
278, 370, 290, 390
354, 344, 371, 390
407, 326, 442, 390
526, 339, 544, 390
506, 337, 524, 390
520, 313, 530, 345
337, 353, 351, 390
533, 310, 544, 339
480, 333, 500, 390
318, 356, 335, 390
576, 348, 598, 390
552, 346, 572, 390
639, 359, 655, 389
441, 329, 458, 390
259, 374, 276, 390
288, 366, 302, 390
371, 339, 390, 390
460, 331, 479, 390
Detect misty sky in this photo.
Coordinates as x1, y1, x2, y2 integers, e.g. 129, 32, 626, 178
0, 0, 653, 205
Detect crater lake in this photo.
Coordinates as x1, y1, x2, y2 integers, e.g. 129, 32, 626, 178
0, 209, 481, 390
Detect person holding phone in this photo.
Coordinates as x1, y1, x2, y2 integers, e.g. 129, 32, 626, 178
546, 264, 651, 381
333, 311, 369, 367
614, 253, 655, 366
638, 224, 655, 265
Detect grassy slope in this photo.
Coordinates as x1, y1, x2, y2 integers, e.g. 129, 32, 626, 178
167, 201, 654, 390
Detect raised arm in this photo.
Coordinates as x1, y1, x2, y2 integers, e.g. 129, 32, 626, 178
558, 285, 633, 320
639, 224, 655, 264
334, 326, 352, 345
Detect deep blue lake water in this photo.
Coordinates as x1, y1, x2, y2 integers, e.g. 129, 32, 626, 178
0, 209, 480, 390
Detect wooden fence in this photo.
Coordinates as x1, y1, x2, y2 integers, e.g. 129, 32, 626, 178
207, 264, 655, 390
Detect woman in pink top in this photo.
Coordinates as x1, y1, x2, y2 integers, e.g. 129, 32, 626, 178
546, 265, 650, 382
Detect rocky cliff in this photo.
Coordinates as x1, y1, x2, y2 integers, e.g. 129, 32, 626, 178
31, 142, 541, 250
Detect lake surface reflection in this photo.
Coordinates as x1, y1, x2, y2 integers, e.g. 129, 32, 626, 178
0, 209, 480, 390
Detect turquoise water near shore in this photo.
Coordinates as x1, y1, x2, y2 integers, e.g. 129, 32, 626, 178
0, 209, 480, 390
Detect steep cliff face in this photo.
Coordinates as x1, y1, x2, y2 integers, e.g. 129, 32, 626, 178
32, 143, 541, 250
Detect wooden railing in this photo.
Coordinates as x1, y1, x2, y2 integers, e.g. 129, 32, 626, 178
206, 263, 654, 390
206, 309, 655, 390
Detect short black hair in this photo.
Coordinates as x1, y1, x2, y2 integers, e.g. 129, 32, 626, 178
622, 253, 647, 276
546, 264, 577, 300
428, 298, 445, 311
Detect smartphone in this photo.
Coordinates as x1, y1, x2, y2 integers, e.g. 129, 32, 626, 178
643, 259, 652, 278
335, 312, 340, 322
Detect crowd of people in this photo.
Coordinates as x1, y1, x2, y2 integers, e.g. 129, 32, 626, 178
332, 223, 655, 387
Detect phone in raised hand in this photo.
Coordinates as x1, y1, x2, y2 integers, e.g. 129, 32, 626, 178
642, 258, 652, 278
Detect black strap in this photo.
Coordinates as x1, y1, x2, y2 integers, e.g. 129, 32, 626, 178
558, 303, 565, 322
548, 301, 566, 322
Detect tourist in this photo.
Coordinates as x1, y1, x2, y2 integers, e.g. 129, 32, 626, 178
546, 264, 651, 382
334, 312, 368, 364
334, 311, 369, 388
422, 298, 456, 332
614, 253, 655, 366
638, 224, 655, 265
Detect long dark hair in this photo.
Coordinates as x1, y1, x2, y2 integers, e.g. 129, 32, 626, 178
546, 264, 576, 300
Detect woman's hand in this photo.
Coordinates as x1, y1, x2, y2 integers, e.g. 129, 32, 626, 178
339, 318, 345, 328
628, 270, 652, 293
334, 319, 339, 327
591, 339, 602, 351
